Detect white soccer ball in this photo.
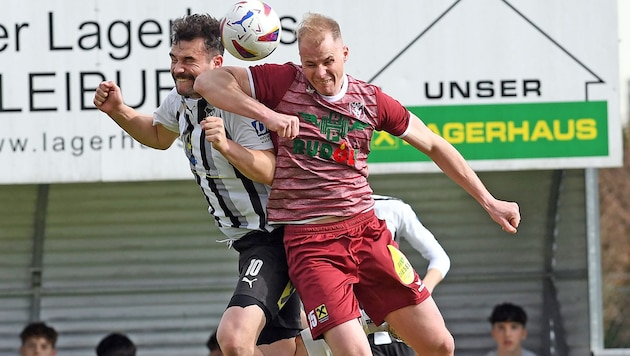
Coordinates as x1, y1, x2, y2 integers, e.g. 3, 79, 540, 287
220, 1, 282, 61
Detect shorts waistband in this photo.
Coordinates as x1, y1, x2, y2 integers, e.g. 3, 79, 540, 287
284, 209, 375, 234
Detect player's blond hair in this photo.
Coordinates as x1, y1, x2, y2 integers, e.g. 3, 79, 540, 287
297, 13, 342, 46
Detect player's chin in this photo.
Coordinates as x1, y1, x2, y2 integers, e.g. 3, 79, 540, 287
314, 84, 335, 96
175, 83, 195, 97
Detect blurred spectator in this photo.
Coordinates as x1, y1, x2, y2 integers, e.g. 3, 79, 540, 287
486, 303, 537, 356
206, 329, 222, 356
96, 332, 136, 356
19, 322, 57, 356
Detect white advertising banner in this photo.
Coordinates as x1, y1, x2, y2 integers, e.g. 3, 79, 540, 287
0, 0, 620, 184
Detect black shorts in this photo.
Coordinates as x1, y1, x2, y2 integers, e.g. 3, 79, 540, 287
368, 333, 415, 356
228, 226, 302, 344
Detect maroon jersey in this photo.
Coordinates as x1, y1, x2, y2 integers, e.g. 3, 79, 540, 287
249, 62, 411, 222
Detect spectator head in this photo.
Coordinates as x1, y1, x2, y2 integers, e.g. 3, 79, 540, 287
19, 322, 58, 356
96, 332, 136, 356
206, 330, 222, 356
488, 303, 529, 354
489, 302, 528, 326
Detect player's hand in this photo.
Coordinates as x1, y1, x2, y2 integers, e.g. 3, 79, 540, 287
487, 199, 520, 234
202, 116, 229, 152
93, 81, 124, 114
265, 112, 299, 139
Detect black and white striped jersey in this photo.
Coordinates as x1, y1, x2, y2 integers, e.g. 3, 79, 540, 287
154, 88, 274, 239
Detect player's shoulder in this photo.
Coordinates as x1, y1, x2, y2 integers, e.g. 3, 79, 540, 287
163, 87, 181, 103
251, 61, 298, 75
372, 194, 401, 202
373, 195, 413, 215
157, 88, 185, 112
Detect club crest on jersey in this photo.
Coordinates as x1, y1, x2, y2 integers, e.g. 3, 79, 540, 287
349, 101, 365, 120
204, 105, 216, 118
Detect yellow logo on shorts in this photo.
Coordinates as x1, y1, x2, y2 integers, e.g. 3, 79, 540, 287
388, 244, 414, 285
277, 281, 296, 309
315, 304, 329, 323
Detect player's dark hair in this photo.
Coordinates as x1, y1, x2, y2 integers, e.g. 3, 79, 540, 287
488, 302, 528, 326
171, 13, 225, 56
20, 322, 58, 348
96, 332, 136, 356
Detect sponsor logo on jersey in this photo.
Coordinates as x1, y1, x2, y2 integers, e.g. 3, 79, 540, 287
250, 120, 270, 137
298, 111, 369, 141
292, 110, 369, 166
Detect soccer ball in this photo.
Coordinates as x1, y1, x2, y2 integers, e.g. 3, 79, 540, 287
220, 1, 282, 61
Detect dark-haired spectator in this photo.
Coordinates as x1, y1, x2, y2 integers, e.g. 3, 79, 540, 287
96, 332, 136, 356
19, 322, 58, 356
486, 303, 537, 356
206, 329, 223, 356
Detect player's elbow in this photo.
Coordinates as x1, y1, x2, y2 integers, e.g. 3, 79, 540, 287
145, 142, 171, 150
192, 79, 205, 97
149, 135, 175, 150
260, 174, 273, 186
193, 71, 215, 98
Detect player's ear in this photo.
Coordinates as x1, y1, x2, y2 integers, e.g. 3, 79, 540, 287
213, 54, 224, 68
342, 45, 349, 62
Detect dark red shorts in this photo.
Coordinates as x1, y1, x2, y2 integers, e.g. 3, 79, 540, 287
284, 210, 430, 339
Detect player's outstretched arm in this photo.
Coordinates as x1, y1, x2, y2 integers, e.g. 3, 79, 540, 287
194, 67, 299, 139
93, 81, 178, 149
403, 115, 520, 233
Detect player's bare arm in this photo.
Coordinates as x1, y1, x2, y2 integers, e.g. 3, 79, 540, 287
201, 117, 276, 185
422, 269, 444, 294
93, 81, 178, 150
403, 114, 520, 233
194, 67, 300, 139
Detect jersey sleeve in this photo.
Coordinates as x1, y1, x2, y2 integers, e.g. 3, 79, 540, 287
153, 88, 181, 134
374, 199, 451, 278
394, 201, 451, 278
221, 110, 274, 150
248, 62, 297, 109
375, 88, 411, 137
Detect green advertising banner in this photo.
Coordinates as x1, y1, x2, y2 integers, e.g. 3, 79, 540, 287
368, 101, 608, 163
